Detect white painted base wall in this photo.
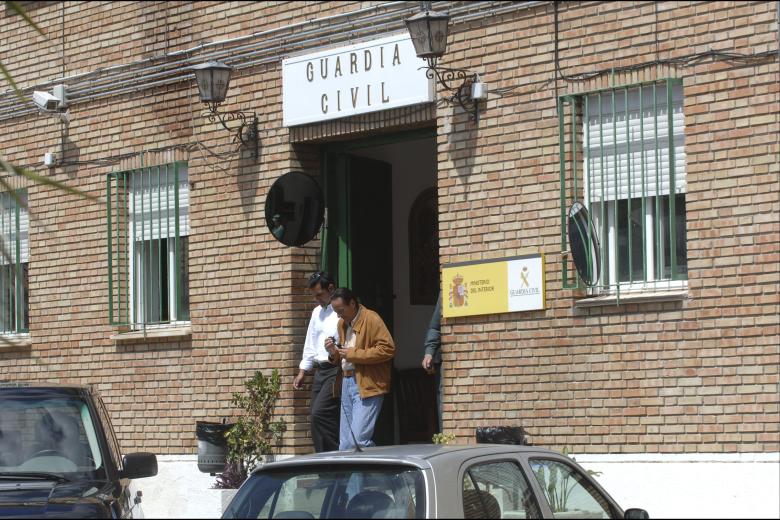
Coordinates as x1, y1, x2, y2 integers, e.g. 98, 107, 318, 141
136, 453, 780, 519
134, 455, 225, 519
575, 453, 780, 519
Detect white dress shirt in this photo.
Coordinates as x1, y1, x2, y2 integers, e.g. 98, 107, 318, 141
300, 304, 340, 371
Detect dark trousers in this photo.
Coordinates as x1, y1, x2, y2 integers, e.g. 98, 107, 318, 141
310, 363, 341, 453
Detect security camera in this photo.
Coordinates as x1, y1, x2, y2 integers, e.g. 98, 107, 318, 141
33, 91, 61, 111
33, 85, 67, 112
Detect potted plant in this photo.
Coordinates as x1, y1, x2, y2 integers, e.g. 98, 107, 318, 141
214, 369, 287, 503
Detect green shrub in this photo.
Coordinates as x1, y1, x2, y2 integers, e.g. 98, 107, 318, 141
216, 369, 286, 488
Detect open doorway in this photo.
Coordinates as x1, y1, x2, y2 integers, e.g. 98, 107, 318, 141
321, 128, 440, 445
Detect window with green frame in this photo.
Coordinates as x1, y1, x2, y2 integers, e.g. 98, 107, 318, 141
559, 78, 688, 294
107, 162, 189, 327
0, 189, 29, 334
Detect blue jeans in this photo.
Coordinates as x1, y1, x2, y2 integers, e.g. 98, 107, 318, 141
339, 375, 384, 451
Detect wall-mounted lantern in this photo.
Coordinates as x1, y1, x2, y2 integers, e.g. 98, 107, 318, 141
192, 61, 259, 160
405, 2, 487, 121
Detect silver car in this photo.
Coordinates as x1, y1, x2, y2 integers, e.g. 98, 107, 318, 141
222, 444, 649, 519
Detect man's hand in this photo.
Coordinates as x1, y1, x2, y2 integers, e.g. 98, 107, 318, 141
324, 336, 337, 356
293, 369, 306, 390
336, 347, 349, 359
422, 354, 433, 370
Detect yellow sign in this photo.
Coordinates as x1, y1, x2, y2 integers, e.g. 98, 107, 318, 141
442, 254, 545, 318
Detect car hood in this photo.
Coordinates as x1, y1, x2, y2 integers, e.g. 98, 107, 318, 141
0, 479, 115, 518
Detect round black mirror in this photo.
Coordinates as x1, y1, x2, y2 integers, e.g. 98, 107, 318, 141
567, 201, 601, 287
264, 171, 324, 247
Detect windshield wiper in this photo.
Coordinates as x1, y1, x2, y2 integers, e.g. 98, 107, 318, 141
0, 472, 71, 483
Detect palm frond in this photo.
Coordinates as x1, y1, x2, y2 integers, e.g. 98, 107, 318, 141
0, 157, 101, 202
2, 1, 46, 100
0, 61, 24, 100
5, 1, 45, 36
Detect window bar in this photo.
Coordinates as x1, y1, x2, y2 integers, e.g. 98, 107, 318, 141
557, 96, 568, 287
131, 172, 137, 326
174, 162, 181, 321
625, 86, 633, 285
156, 165, 162, 323
107, 174, 114, 325
640, 85, 647, 282
666, 78, 677, 279
571, 97, 578, 205
2, 194, 8, 332
653, 83, 661, 281
1, 194, 5, 332
2, 194, 6, 332
164, 164, 171, 321
571, 96, 581, 286
3, 193, 7, 331
123, 172, 129, 325
145, 167, 153, 325
612, 89, 619, 300
599, 93, 606, 291
14, 192, 21, 332
140, 168, 147, 326
584, 94, 593, 287
7, 195, 11, 332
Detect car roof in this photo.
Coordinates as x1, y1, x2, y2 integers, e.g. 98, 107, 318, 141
258, 443, 557, 472
0, 381, 94, 398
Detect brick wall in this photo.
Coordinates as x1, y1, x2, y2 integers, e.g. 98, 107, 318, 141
0, 1, 777, 457
436, 1, 779, 453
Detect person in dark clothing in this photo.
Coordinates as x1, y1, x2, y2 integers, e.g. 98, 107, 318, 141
421, 292, 442, 432
293, 271, 340, 452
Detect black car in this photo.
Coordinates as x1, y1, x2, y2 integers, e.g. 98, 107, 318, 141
0, 383, 157, 518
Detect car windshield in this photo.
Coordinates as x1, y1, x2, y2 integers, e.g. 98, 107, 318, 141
223, 464, 426, 519
0, 395, 105, 480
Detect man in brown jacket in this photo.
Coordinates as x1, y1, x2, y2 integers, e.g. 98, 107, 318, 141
325, 287, 395, 450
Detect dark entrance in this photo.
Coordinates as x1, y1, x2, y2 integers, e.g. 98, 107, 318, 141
322, 129, 440, 446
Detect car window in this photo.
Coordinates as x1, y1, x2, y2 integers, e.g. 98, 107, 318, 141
224, 464, 426, 519
462, 460, 542, 519
0, 396, 104, 477
529, 459, 614, 519
95, 394, 122, 471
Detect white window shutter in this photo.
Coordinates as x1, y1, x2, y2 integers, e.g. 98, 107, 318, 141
129, 163, 189, 241
585, 83, 685, 202
0, 191, 28, 265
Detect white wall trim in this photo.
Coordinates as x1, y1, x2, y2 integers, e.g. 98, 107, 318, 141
572, 452, 780, 463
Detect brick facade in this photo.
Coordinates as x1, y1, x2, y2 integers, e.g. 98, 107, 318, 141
0, 1, 777, 457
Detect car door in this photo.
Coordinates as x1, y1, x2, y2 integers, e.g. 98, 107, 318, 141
94, 392, 136, 518
457, 456, 544, 519
522, 455, 620, 519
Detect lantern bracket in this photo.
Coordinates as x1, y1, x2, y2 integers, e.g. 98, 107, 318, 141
202, 103, 259, 160
422, 60, 482, 122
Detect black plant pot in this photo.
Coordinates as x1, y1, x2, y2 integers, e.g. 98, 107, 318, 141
196, 421, 234, 474
475, 426, 530, 446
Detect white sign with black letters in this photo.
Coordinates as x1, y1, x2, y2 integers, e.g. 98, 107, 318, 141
282, 33, 434, 126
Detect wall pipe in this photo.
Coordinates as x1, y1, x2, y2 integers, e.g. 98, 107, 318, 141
0, 1, 544, 121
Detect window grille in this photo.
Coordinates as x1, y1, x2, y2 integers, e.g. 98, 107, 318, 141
107, 162, 189, 327
0, 188, 29, 333
559, 78, 688, 294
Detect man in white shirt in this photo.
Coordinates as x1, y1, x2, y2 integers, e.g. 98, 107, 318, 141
293, 271, 341, 452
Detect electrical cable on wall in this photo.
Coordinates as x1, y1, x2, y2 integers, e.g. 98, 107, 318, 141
493, 1, 777, 100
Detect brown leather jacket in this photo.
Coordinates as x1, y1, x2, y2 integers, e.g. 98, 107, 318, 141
333, 305, 395, 399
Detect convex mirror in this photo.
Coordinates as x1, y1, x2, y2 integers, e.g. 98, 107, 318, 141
265, 171, 324, 247
567, 201, 601, 287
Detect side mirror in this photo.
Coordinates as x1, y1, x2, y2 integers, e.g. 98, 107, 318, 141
624, 508, 650, 519
120, 452, 158, 479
